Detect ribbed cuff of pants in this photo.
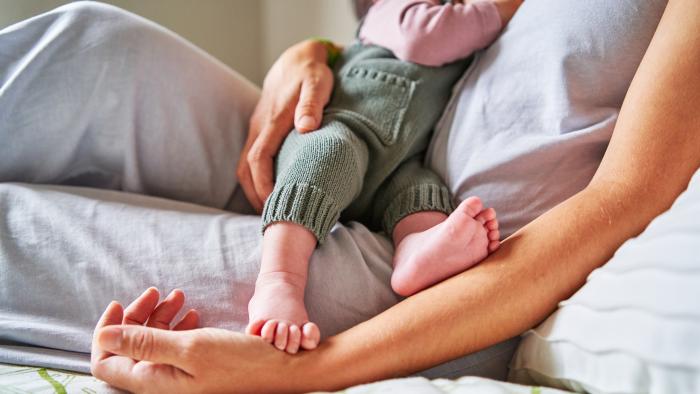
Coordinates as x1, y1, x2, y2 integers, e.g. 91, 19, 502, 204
382, 183, 454, 237
261, 183, 341, 244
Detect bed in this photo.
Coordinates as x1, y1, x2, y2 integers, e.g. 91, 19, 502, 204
0, 363, 571, 394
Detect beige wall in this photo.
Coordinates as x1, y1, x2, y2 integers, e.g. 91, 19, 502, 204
0, 0, 357, 85
260, 0, 357, 74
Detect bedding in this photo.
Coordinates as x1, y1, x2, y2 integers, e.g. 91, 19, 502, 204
0, 363, 572, 394
0, 363, 121, 393
331, 376, 571, 394
509, 168, 700, 393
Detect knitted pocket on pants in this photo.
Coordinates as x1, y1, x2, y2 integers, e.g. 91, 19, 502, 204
327, 66, 416, 146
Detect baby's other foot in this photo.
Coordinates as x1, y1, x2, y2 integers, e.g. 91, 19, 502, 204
391, 196, 500, 296
246, 272, 320, 353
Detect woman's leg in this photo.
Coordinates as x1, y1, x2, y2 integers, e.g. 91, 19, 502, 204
0, 182, 516, 379
0, 182, 400, 373
0, 1, 259, 208
249, 121, 370, 351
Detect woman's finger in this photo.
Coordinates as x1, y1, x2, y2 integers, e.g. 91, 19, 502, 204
295, 68, 333, 133
146, 289, 185, 329
91, 354, 138, 392
122, 287, 160, 325
91, 301, 124, 366
173, 309, 200, 331
248, 107, 294, 204
236, 157, 264, 213
238, 112, 266, 212
247, 139, 276, 205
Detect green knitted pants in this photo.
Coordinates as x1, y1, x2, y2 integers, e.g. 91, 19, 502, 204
261, 44, 470, 243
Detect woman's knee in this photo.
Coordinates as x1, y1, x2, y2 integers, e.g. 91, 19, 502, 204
53, 1, 140, 31
48, 1, 164, 57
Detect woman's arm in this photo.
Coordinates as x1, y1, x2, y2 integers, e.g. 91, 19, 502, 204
302, 0, 700, 387
91, 0, 700, 392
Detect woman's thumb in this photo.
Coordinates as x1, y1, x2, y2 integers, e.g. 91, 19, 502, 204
295, 72, 332, 133
98, 325, 184, 366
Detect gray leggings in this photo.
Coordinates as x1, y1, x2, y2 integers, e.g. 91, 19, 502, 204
0, 1, 518, 379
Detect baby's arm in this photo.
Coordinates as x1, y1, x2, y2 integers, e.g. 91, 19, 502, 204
359, 0, 519, 66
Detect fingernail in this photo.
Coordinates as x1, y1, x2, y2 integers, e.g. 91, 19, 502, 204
100, 327, 123, 350
298, 115, 315, 130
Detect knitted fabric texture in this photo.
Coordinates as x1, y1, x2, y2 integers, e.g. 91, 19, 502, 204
262, 44, 471, 243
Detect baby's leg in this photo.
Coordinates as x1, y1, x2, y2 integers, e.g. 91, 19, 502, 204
247, 121, 369, 353
391, 197, 500, 296
372, 158, 499, 296
247, 222, 320, 353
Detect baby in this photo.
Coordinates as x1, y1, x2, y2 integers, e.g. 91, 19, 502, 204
247, 0, 523, 353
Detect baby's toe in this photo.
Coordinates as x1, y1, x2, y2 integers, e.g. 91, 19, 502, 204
488, 228, 500, 241
246, 318, 266, 336
475, 207, 497, 224
488, 240, 500, 252
274, 322, 289, 350
261, 320, 278, 344
300, 322, 321, 350
485, 218, 499, 231
457, 196, 484, 217
286, 324, 301, 354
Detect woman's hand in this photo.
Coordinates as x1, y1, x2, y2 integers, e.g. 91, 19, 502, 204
91, 288, 303, 393
237, 39, 335, 212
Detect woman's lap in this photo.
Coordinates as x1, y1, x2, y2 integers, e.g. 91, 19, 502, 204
0, 182, 401, 371
0, 1, 516, 380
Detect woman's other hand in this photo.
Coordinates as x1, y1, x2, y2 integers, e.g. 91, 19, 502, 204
90, 288, 199, 392
237, 39, 334, 212
91, 288, 302, 393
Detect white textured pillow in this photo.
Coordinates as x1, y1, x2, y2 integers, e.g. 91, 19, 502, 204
509, 169, 700, 393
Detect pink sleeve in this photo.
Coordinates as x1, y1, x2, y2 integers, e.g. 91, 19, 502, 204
358, 0, 503, 67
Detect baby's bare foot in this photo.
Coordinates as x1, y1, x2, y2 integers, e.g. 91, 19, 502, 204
391, 197, 500, 296
246, 271, 320, 353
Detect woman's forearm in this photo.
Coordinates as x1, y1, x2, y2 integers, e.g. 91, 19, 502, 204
301, 185, 642, 389
294, 0, 700, 390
